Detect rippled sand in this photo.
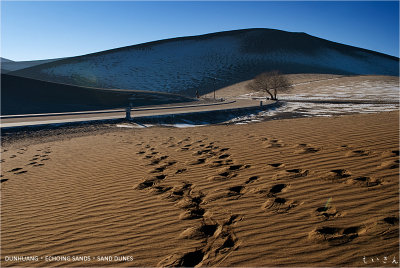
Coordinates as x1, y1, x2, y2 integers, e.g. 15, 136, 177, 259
1, 111, 398, 267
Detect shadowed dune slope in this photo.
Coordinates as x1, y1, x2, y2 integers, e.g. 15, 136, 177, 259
1, 58, 63, 73
9, 28, 399, 96
1, 111, 398, 267
1, 74, 193, 115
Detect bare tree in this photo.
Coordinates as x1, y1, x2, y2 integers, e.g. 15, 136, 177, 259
248, 71, 292, 100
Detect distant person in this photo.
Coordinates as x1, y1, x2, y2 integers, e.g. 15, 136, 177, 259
195, 90, 200, 99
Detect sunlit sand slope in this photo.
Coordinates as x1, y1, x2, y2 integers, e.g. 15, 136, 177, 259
1, 111, 398, 266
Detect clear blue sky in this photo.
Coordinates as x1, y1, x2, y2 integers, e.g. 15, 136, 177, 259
1, 1, 399, 61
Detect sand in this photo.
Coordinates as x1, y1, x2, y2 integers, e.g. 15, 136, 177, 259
1, 111, 399, 267
203, 74, 398, 100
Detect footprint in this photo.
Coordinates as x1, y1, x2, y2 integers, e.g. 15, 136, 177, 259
294, 143, 321, 153
154, 174, 167, 180
330, 169, 351, 179
167, 182, 192, 201
268, 184, 287, 197
381, 150, 399, 158
218, 154, 230, 159
383, 216, 399, 225
346, 150, 369, 157
217, 234, 236, 253
200, 220, 239, 266
211, 164, 249, 181
378, 160, 399, 170
207, 159, 232, 168
179, 222, 218, 239
301, 147, 320, 153
179, 207, 205, 220
166, 160, 177, 166
151, 165, 168, 173
315, 206, 340, 220
228, 164, 244, 171
262, 197, 298, 213
268, 139, 284, 148
8, 168, 22, 172
175, 168, 187, 174
161, 213, 240, 267
219, 170, 233, 177
224, 214, 241, 226
136, 178, 158, 190
274, 169, 309, 180
210, 170, 236, 181
136, 174, 167, 190
189, 158, 206, 165
228, 186, 244, 197
177, 197, 202, 210
268, 163, 285, 168
245, 176, 259, 184
15, 170, 27, 175
193, 149, 212, 156
148, 156, 169, 166
158, 250, 204, 267
286, 168, 303, 173
309, 225, 364, 245
150, 185, 173, 195
149, 158, 162, 166
346, 176, 382, 187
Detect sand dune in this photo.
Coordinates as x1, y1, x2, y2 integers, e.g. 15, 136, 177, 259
206, 74, 399, 100
1, 58, 63, 73
1, 111, 399, 267
1, 74, 193, 115
9, 28, 399, 96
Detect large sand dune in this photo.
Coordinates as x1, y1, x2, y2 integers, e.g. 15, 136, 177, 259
8, 29, 399, 96
1, 111, 398, 267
